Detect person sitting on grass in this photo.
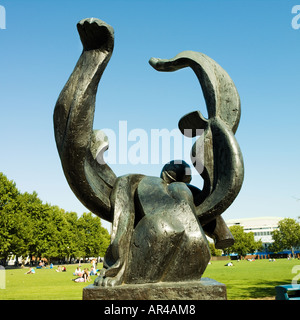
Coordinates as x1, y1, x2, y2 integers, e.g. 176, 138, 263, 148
90, 266, 98, 276
84, 268, 91, 282
25, 267, 35, 274
73, 266, 82, 276
72, 268, 91, 283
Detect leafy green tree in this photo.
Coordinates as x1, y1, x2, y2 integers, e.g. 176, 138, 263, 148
269, 218, 300, 257
0, 172, 19, 208
224, 225, 263, 258
5, 193, 34, 264
42, 204, 67, 261
62, 210, 84, 261
209, 242, 222, 256
99, 226, 110, 257
0, 172, 111, 264
0, 173, 22, 264
21, 192, 51, 261
77, 212, 110, 259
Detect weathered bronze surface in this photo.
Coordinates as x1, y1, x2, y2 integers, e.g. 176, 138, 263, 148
54, 18, 244, 288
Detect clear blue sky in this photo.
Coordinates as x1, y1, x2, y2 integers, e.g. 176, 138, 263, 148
1, 0, 300, 231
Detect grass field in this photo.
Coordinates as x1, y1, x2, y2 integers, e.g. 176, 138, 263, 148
0, 259, 299, 300
0, 263, 100, 300
203, 258, 300, 300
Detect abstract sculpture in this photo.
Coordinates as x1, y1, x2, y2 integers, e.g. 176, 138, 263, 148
54, 18, 244, 287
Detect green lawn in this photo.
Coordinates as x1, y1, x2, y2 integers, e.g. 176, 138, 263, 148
0, 259, 299, 300
202, 258, 300, 300
0, 263, 101, 300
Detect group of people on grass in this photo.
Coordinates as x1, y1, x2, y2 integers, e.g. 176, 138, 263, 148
56, 265, 67, 272
25, 260, 100, 283
72, 266, 99, 283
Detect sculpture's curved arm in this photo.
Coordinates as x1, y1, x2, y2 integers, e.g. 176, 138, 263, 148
149, 51, 244, 225
53, 18, 117, 222
194, 119, 244, 225
149, 51, 241, 133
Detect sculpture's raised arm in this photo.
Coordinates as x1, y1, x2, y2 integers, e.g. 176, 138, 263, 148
150, 51, 244, 226
53, 18, 116, 222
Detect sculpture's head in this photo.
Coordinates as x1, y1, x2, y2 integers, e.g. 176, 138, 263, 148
160, 160, 192, 184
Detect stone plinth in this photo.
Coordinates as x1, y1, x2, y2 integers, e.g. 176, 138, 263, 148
82, 278, 226, 300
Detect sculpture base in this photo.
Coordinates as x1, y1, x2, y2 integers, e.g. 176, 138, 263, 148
82, 278, 226, 300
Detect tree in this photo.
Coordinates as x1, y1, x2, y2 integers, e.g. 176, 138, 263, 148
224, 225, 263, 258
20, 192, 52, 262
0, 173, 22, 264
77, 212, 110, 259
0, 172, 111, 264
0, 172, 19, 208
269, 218, 300, 257
61, 210, 84, 261
4, 193, 34, 264
209, 242, 222, 256
40, 204, 68, 262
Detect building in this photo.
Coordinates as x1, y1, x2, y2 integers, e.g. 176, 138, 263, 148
225, 216, 299, 257
226, 216, 282, 249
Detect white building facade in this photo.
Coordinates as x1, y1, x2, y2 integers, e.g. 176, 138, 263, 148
226, 216, 287, 256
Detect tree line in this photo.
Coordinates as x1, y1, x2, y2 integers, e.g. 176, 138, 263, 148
0, 172, 110, 266
2, 171, 299, 265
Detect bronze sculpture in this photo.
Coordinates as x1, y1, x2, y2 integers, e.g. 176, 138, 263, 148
54, 18, 244, 287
